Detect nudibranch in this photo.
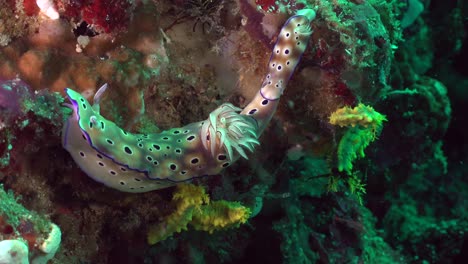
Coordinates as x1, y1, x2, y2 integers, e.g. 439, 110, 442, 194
62, 9, 316, 193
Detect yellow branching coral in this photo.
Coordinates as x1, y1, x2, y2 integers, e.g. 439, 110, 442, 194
329, 103, 387, 173
147, 184, 251, 245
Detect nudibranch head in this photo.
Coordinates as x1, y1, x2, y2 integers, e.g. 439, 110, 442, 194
63, 88, 175, 192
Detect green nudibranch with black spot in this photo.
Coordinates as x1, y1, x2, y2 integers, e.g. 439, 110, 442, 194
62, 9, 316, 193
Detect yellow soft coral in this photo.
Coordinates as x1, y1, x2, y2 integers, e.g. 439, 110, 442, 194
147, 184, 207, 244
147, 184, 251, 244
172, 183, 209, 212
191, 200, 251, 233
330, 103, 386, 136
329, 103, 387, 173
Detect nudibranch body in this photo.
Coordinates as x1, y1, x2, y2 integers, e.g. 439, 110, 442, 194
62, 89, 258, 192
62, 9, 316, 193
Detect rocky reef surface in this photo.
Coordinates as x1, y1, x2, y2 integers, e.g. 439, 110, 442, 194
0, 0, 466, 263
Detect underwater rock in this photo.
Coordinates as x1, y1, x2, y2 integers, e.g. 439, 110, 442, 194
0, 78, 66, 171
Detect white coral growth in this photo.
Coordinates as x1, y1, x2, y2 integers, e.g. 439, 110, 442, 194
31, 223, 61, 264
0, 240, 28, 264
201, 103, 259, 161
36, 0, 59, 20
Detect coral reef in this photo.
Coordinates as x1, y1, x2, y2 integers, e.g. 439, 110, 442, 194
0, 0, 466, 263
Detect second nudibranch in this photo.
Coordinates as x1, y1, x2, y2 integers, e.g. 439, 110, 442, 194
62, 9, 316, 193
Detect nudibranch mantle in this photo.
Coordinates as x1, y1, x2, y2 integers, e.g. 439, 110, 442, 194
62, 9, 316, 193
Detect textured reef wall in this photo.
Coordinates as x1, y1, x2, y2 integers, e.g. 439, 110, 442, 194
0, 0, 467, 263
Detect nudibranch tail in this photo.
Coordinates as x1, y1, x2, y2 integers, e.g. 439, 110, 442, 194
241, 9, 316, 133
62, 9, 315, 193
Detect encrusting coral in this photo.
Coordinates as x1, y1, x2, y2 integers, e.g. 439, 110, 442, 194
147, 184, 251, 245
